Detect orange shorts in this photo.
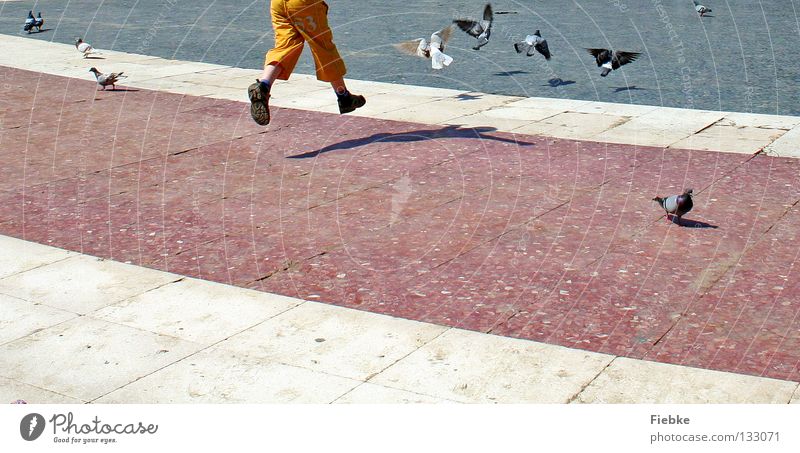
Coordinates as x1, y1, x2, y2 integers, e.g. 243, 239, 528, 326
265, 0, 347, 82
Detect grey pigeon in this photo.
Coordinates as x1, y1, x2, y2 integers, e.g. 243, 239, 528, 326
33, 12, 44, 32
693, 1, 712, 16
653, 188, 694, 224
89, 67, 126, 90
394, 25, 455, 70
23, 11, 35, 33
586, 48, 641, 77
514, 30, 551, 60
75, 38, 94, 57
454, 3, 493, 50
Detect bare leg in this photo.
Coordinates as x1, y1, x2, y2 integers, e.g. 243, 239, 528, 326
329, 78, 348, 96
260, 63, 282, 85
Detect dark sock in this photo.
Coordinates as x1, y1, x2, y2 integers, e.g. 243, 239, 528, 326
259, 80, 271, 92
336, 89, 350, 99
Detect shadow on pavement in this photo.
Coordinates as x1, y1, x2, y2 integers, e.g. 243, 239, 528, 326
288, 125, 536, 159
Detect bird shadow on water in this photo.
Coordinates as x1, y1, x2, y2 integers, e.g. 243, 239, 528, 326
546, 78, 575, 87
494, 70, 530, 77
84, 56, 105, 60
613, 85, 647, 93
287, 125, 536, 159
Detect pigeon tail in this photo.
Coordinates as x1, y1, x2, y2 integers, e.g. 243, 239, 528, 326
600, 67, 611, 77
513, 42, 526, 54
430, 47, 453, 69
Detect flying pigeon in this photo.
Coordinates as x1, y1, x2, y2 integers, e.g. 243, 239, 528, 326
454, 3, 493, 50
33, 12, 44, 32
89, 67, 126, 90
693, 1, 712, 16
586, 48, 641, 77
23, 11, 35, 33
653, 188, 694, 224
514, 30, 551, 60
75, 38, 95, 57
394, 25, 454, 70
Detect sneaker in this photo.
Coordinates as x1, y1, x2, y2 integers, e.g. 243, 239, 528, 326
338, 93, 366, 114
248, 80, 271, 125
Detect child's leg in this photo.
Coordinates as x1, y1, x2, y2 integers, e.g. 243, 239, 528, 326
260, 63, 283, 85
288, 1, 364, 113
264, 0, 305, 83
288, 0, 346, 83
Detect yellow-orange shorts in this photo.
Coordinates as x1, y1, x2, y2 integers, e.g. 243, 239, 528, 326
265, 0, 347, 82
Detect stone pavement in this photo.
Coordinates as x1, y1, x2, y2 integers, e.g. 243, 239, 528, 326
1, 235, 798, 403
1, 35, 800, 401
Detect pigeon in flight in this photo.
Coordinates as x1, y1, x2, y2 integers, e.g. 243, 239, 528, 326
23, 11, 35, 33
693, 1, 712, 16
454, 3, 493, 50
75, 38, 95, 57
394, 25, 454, 70
33, 12, 44, 32
514, 30, 551, 60
653, 188, 694, 224
89, 67, 126, 90
586, 48, 641, 77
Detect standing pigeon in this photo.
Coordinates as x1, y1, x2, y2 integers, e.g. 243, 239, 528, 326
586, 48, 641, 77
514, 30, 551, 60
693, 1, 712, 16
89, 67, 126, 90
454, 3, 493, 50
653, 188, 694, 224
75, 38, 94, 57
23, 11, 35, 33
33, 12, 44, 32
394, 25, 454, 70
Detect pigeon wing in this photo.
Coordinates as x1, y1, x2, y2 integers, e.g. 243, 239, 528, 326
483, 3, 494, 23
535, 39, 551, 60
394, 39, 427, 57
586, 48, 609, 67
514, 42, 530, 54
431, 25, 453, 52
612, 51, 641, 69
453, 19, 483, 37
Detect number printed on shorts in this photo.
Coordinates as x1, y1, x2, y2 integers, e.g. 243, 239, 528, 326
293, 15, 317, 32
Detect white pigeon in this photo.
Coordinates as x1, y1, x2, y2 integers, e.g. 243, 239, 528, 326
89, 67, 126, 90
75, 38, 94, 57
394, 25, 454, 70
693, 1, 712, 16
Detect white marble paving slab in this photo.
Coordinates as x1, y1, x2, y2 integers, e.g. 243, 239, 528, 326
93, 278, 301, 345
334, 383, 449, 404
214, 301, 446, 381
95, 347, 359, 403
0, 377, 84, 404
0, 294, 76, 345
370, 328, 614, 403
574, 358, 798, 404
0, 235, 74, 279
0, 316, 202, 401
0, 255, 178, 314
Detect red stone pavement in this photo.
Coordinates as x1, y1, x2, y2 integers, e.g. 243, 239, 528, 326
2, 66, 799, 381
